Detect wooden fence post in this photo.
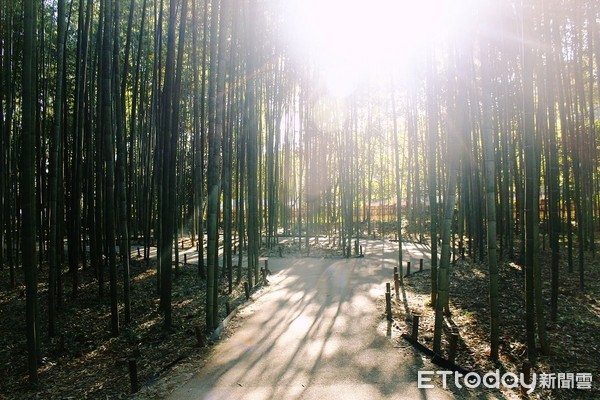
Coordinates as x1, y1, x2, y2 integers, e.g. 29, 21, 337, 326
393, 267, 399, 299
128, 359, 139, 393
411, 312, 421, 341
385, 283, 392, 320
448, 331, 459, 363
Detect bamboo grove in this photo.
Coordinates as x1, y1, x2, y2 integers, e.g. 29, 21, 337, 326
0, 0, 598, 385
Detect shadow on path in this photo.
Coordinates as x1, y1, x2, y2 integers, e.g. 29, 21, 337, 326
163, 240, 453, 400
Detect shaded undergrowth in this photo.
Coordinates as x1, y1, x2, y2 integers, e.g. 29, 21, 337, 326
391, 246, 600, 399
0, 242, 251, 399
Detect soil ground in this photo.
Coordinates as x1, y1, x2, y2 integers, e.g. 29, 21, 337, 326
0, 239, 248, 399
392, 239, 600, 400
0, 237, 598, 399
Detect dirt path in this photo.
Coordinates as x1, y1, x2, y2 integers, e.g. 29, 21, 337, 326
161, 239, 452, 399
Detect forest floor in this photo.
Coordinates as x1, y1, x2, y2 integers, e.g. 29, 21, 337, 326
0, 237, 598, 399
392, 241, 600, 399
0, 238, 255, 400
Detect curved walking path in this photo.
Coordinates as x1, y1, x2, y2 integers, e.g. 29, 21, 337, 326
165, 239, 452, 400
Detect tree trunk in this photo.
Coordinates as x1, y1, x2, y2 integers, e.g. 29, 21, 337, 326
206, 0, 222, 331
101, 0, 120, 337
480, 41, 499, 360
22, 0, 40, 380
48, 0, 66, 337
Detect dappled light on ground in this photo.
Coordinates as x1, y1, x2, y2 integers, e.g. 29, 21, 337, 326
162, 241, 454, 400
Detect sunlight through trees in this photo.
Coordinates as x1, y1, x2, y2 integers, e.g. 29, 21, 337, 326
0, 0, 599, 396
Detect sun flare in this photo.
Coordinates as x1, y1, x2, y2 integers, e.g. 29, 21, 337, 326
283, 0, 482, 97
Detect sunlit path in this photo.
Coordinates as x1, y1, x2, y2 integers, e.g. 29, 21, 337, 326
160, 240, 453, 400
125, 237, 437, 276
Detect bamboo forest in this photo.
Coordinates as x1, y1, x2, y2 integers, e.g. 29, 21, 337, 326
0, 0, 599, 398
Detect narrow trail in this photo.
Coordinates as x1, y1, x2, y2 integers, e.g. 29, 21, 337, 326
158, 239, 452, 400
